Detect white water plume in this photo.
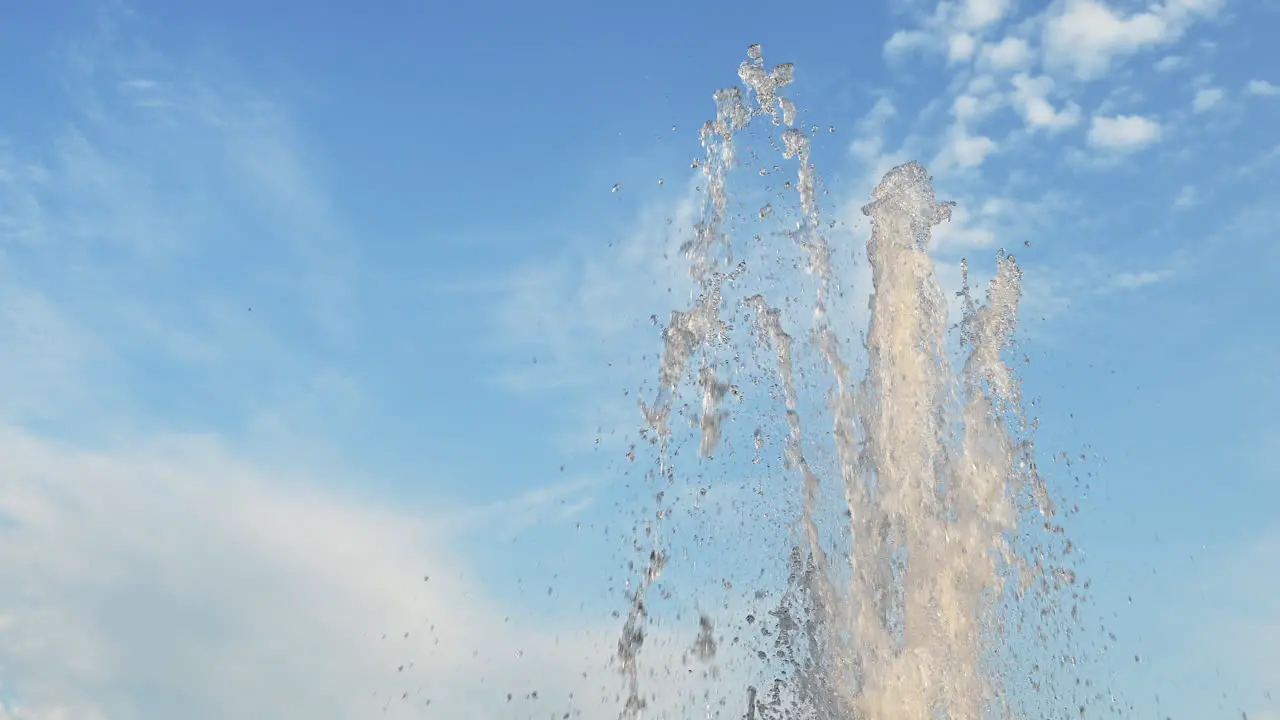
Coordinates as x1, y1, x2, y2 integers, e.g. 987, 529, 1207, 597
616, 45, 1087, 719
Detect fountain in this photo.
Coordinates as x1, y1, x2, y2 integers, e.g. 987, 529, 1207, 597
617, 46, 1087, 719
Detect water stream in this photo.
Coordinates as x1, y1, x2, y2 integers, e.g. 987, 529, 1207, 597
618, 46, 1086, 719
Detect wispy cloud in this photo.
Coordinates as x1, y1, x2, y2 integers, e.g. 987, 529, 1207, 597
0, 16, 364, 446
492, 182, 696, 394
1245, 79, 1280, 97
1192, 85, 1226, 112
0, 15, 633, 719
0, 425, 634, 720
1193, 529, 1280, 716
441, 474, 602, 537
1109, 269, 1173, 289
1174, 184, 1198, 208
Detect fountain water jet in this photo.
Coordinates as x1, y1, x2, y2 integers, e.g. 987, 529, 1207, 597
619, 45, 1081, 720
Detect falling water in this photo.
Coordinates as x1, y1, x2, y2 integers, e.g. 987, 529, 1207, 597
619, 45, 1085, 719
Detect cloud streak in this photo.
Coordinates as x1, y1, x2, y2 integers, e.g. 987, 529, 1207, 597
0, 17, 628, 719
0, 425, 630, 720
0, 16, 370, 454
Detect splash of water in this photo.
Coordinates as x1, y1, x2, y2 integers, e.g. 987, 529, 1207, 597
620, 45, 1082, 719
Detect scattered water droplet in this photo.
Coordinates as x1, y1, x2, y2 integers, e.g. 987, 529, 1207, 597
616, 52, 1073, 720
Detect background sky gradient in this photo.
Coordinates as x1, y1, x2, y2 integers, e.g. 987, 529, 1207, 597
0, 0, 1277, 718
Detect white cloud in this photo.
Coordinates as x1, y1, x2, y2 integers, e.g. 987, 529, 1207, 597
849, 97, 899, 163
494, 185, 695, 397
0, 16, 381, 462
934, 128, 999, 170
1192, 86, 1225, 112
1010, 74, 1081, 131
948, 32, 978, 63
1174, 185, 1198, 208
884, 0, 1012, 61
952, 92, 1003, 124
1246, 79, 1280, 97
968, 74, 998, 95
1110, 269, 1172, 289
884, 29, 932, 59
1086, 114, 1162, 151
0, 20, 631, 716
960, 0, 1013, 28
0, 426, 615, 720
1190, 71, 1215, 88
0, 27, 771, 719
954, 133, 999, 167
1042, 0, 1223, 80
979, 36, 1033, 70
1155, 54, 1184, 72
846, 98, 915, 211
953, 94, 982, 123
930, 202, 998, 251
1197, 530, 1280, 713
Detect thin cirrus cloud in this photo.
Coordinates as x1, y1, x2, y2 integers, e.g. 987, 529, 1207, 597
1245, 79, 1280, 97
0, 424, 635, 720
1192, 85, 1226, 112
0, 22, 616, 720
0, 39, 366, 445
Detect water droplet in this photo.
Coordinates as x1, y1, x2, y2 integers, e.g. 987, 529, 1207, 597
616, 56, 1060, 718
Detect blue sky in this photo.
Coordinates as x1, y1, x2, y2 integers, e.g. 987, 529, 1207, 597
0, 0, 1277, 718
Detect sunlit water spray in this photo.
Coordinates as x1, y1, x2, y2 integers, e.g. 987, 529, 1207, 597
617, 46, 1089, 719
